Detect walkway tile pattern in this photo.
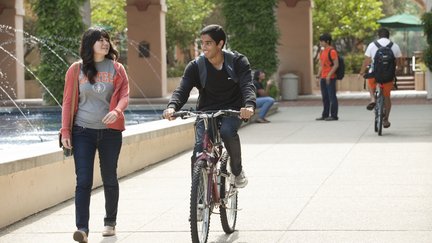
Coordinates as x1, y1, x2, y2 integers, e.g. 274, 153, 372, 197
1, 92, 432, 243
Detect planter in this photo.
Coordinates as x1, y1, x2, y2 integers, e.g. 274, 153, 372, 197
415, 71, 425, 91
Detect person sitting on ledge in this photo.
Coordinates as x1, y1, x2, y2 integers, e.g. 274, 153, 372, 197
252, 70, 275, 123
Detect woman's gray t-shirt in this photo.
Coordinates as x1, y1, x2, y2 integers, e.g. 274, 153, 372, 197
75, 59, 116, 129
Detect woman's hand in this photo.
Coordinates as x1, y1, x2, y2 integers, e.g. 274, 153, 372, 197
61, 137, 72, 149
102, 110, 119, 124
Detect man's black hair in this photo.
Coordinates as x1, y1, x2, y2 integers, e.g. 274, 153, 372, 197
319, 33, 332, 44
377, 28, 390, 38
200, 24, 226, 48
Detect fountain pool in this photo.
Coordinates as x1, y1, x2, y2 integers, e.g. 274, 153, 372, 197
0, 107, 163, 150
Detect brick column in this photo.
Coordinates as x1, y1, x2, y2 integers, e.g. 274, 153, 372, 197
125, 0, 167, 98
0, 0, 25, 99
276, 0, 313, 95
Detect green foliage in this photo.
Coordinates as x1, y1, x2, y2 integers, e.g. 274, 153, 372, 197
381, 0, 422, 16
422, 12, 432, 71
166, 0, 216, 64
222, 0, 279, 76
32, 0, 85, 105
90, 0, 126, 36
167, 63, 186, 77
263, 81, 280, 100
344, 52, 364, 74
313, 0, 383, 75
313, 0, 383, 43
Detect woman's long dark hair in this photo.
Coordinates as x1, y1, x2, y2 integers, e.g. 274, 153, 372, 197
79, 27, 119, 84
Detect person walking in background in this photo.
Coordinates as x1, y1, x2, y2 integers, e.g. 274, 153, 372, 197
163, 24, 256, 188
60, 27, 129, 243
359, 28, 402, 128
253, 70, 275, 123
315, 33, 339, 121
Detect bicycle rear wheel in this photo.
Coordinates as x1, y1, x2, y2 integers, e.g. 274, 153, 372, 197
190, 160, 211, 243
219, 152, 238, 233
375, 93, 384, 136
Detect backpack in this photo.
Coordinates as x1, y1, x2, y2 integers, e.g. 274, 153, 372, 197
372, 41, 396, 84
328, 48, 345, 80
196, 50, 239, 88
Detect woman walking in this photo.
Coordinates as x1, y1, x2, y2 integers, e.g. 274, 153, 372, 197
60, 27, 129, 243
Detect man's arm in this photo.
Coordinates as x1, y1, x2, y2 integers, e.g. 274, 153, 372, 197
236, 55, 256, 110
359, 56, 372, 77
164, 62, 197, 120
327, 50, 339, 80
167, 61, 197, 111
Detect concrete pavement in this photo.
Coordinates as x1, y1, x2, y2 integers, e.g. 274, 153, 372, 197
1, 93, 432, 243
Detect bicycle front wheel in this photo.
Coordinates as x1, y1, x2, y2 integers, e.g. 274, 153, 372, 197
190, 160, 211, 243
219, 152, 238, 233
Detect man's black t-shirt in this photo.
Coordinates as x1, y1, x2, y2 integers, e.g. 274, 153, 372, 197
198, 60, 242, 111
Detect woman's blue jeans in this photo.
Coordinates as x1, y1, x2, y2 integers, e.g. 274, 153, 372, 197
319, 78, 339, 118
72, 126, 122, 233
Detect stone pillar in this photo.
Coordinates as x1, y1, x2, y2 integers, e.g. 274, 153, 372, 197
276, 0, 313, 95
125, 0, 167, 98
0, 0, 25, 99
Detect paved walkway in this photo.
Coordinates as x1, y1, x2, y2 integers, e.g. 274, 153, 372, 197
1, 92, 432, 243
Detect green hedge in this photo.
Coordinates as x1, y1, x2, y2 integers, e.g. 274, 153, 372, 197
222, 0, 279, 76
32, 0, 85, 105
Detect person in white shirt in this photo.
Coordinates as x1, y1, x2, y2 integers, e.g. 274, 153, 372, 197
359, 28, 402, 128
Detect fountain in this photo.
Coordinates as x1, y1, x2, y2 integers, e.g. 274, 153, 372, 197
0, 25, 169, 151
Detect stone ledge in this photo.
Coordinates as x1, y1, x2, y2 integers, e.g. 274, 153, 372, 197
0, 103, 278, 229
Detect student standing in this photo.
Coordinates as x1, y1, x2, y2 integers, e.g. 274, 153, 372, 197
316, 33, 339, 121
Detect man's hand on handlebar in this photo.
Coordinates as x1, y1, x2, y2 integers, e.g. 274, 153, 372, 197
163, 108, 176, 121
240, 107, 254, 120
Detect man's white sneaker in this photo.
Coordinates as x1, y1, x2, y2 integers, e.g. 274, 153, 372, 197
102, 226, 116, 237
73, 230, 88, 243
235, 170, 248, 188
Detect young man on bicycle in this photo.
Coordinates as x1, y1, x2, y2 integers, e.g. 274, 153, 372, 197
359, 28, 402, 128
163, 24, 256, 188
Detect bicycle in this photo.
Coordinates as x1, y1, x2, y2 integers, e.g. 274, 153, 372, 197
172, 109, 241, 243
374, 82, 385, 136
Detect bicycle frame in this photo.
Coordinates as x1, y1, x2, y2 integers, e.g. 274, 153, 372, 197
173, 110, 240, 242
195, 112, 236, 208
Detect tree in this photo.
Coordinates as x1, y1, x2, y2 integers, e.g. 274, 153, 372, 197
32, 0, 85, 105
313, 0, 383, 51
381, 0, 423, 16
166, 0, 216, 65
222, 0, 279, 76
90, 0, 126, 35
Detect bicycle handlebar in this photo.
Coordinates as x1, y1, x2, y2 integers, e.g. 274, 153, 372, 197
172, 109, 241, 119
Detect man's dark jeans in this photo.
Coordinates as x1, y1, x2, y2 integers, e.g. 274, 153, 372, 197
192, 116, 243, 176
72, 126, 122, 233
320, 78, 339, 118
